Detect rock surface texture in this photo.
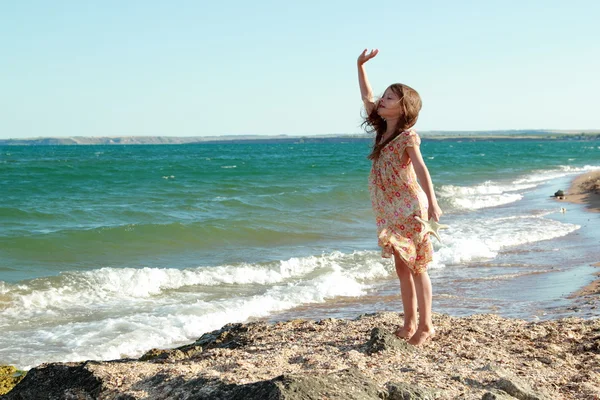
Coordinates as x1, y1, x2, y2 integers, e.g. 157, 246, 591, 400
3, 312, 600, 399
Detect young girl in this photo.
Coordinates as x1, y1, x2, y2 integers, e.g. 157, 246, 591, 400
358, 48, 442, 346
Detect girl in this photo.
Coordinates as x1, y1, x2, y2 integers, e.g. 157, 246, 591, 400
358, 48, 442, 346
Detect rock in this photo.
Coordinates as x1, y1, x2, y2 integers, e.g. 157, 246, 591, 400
138, 348, 187, 362
365, 327, 415, 355
2, 362, 104, 400
4, 312, 595, 399
492, 377, 549, 400
193, 322, 252, 350
575, 336, 600, 353
554, 190, 565, 197
387, 382, 436, 399
222, 368, 383, 400
482, 390, 515, 400
451, 375, 485, 389
139, 323, 260, 362
480, 365, 550, 400
4, 365, 385, 400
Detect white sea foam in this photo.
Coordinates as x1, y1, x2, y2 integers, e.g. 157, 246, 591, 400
0, 251, 391, 369
438, 181, 530, 210
432, 215, 580, 268
514, 165, 600, 185
439, 165, 600, 211
4, 253, 368, 316
0, 281, 8, 295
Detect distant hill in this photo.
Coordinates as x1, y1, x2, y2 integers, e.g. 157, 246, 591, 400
1, 130, 599, 146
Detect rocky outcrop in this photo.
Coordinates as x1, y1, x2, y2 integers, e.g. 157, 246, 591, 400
365, 327, 415, 355
3, 312, 600, 399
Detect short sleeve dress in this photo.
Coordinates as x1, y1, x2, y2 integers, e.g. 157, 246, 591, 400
368, 130, 433, 274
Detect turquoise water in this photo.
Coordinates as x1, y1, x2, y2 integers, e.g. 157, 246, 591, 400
1, 139, 599, 368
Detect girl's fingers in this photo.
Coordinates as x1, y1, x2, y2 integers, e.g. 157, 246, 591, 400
359, 48, 378, 63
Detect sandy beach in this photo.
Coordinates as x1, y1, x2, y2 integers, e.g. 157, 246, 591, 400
557, 170, 600, 213
560, 170, 600, 311
3, 312, 600, 399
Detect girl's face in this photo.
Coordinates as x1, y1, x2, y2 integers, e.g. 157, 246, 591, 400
376, 88, 402, 119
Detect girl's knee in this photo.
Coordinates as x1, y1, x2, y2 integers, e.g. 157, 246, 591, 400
394, 257, 412, 277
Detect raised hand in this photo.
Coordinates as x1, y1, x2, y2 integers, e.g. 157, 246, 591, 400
357, 49, 379, 66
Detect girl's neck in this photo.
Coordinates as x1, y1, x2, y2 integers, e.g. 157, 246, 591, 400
382, 118, 399, 140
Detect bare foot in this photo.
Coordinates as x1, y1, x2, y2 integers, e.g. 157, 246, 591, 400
408, 328, 435, 346
394, 326, 416, 339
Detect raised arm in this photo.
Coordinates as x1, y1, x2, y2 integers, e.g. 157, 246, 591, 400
357, 49, 378, 114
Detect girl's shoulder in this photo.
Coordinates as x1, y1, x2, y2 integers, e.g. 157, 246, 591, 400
389, 129, 417, 141
399, 129, 421, 146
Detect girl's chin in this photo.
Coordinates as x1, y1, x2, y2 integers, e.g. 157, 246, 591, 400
377, 110, 395, 119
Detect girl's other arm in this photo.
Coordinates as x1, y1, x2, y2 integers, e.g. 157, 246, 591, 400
357, 49, 378, 114
406, 146, 443, 222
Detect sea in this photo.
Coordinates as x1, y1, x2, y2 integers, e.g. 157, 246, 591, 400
1, 138, 599, 369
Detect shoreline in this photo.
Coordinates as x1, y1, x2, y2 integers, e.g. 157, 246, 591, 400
4, 312, 600, 399
4, 173, 600, 397
559, 171, 600, 322
572, 262, 600, 297
555, 170, 600, 213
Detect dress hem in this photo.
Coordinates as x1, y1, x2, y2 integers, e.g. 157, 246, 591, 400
378, 234, 431, 275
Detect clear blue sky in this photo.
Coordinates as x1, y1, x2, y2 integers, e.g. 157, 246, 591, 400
1, 1, 599, 138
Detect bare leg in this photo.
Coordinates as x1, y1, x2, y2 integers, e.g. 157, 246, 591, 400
408, 270, 435, 345
393, 251, 417, 338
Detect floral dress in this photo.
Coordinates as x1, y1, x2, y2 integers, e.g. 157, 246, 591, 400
368, 130, 433, 274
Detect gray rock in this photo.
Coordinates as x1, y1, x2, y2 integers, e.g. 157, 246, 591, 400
492, 377, 548, 400
482, 390, 516, 400
193, 322, 253, 350
386, 382, 436, 399
3, 364, 387, 400
138, 348, 188, 362
554, 190, 565, 197
451, 375, 485, 389
478, 365, 549, 400
221, 368, 383, 400
1, 362, 108, 400
139, 322, 260, 362
365, 327, 415, 355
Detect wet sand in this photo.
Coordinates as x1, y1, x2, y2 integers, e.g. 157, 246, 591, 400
572, 262, 600, 297
560, 171, 600, 309
556, 170, 600, 212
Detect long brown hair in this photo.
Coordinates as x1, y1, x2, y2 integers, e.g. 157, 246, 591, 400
362, 83, 422, 160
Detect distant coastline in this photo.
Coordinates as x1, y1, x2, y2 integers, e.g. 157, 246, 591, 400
1, 130, 599, 146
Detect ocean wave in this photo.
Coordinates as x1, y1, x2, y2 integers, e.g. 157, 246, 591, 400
0, 251, 390, 317
438, 165, 600, 211
514, 164, 600, 185
438, 181, 530, 210
0, 250, 390, 369
432, 215, 579, 267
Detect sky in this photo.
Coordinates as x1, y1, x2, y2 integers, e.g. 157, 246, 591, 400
1, 0, 599, 138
